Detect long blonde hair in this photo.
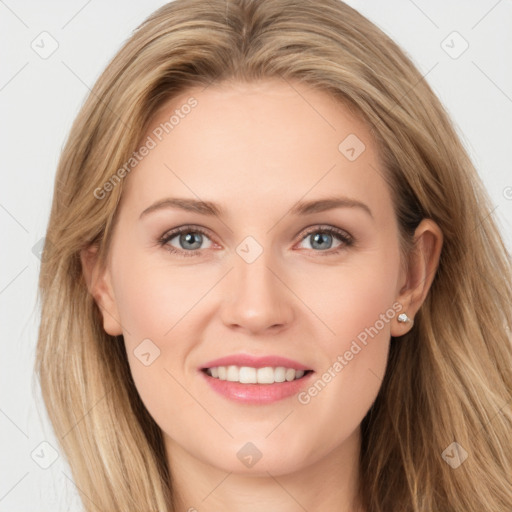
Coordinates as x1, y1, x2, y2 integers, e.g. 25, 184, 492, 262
36, 1, 512, 510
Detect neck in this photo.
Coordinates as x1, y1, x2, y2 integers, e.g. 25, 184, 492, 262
165, 427, 363, 512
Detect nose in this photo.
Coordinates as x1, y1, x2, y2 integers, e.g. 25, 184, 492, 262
219, 249, 294, 335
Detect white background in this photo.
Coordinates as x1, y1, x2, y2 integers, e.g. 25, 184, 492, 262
1, 1, 511, 510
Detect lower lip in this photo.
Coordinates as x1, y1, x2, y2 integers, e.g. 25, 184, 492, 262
200, 371, 314, 404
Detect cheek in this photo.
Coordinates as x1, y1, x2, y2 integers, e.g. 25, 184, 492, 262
109, 246, 230, 424
291, 247, 399, 434
299, 243, 400, 352
108, 249, 196, 401
111, 250, 205, 341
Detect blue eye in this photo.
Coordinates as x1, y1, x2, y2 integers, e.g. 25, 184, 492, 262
159, 226, 213, 257
298, 226, 353, 253
174, 232, 206, 250
158, 224, 353, 258
306, 232, 335, 250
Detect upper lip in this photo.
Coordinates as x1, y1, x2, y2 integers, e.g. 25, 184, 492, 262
201, 354, 312, 371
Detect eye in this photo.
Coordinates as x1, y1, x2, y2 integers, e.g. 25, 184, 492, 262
297, 226, 353, 254
159, 226, 214, 257
158, 224, 354, 258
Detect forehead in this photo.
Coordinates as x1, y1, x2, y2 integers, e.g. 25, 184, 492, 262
121, 79, 391, 220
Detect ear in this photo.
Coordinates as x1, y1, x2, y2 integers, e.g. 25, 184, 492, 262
391, 219, 443, 336
80, 245, 123, 336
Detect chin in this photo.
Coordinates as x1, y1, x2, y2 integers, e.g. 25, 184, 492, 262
189, 433, 334, 477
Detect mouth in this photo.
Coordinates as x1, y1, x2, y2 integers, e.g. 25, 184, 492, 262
199, 355, 315, 404
201, 365, 313, 384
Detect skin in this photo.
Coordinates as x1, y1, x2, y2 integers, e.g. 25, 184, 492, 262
82, 79, 442, 512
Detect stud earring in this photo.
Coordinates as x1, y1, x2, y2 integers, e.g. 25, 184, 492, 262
397, 313, 411, 323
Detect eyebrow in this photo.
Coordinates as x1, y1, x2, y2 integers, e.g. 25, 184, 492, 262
289, 197, 373, 218
139, 196, 373, 219
140, 197, 223, 218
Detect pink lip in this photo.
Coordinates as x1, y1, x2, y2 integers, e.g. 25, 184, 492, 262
199, 354, 314, 405
201, 354, 311, 371
200, 371, 314, 404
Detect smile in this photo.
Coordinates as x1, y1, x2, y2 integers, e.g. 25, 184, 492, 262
203, 365, 309, 384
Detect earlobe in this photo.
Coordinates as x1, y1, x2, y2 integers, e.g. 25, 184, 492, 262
80, 245, 123, 336
391, 219, 443, 337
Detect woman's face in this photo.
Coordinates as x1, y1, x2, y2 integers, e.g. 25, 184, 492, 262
96, 79, 411, 475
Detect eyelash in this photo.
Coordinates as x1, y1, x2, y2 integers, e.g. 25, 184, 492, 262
158, 224, 354, 258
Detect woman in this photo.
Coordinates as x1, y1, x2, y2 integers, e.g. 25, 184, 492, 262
36, 0, 512, 510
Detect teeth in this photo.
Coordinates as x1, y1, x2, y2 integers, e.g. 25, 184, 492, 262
239, 366, 257, 384
226, 365, 239, 382
285, 368, 296, 381
205, 366, 307, 384
274, 367, 286, 383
